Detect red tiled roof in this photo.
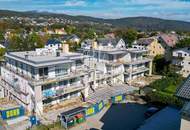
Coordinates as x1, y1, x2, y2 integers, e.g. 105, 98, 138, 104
160, 34, 178, 47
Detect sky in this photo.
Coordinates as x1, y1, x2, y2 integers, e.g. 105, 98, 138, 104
0, 0, 190, 22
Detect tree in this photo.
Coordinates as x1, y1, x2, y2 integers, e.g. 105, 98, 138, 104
65, 25, 76, 34
152, 55, 171, 75
175, 38, 190, 48
0, 48, 6, 57
0, 33, 4, 41
114, 28, 137, 47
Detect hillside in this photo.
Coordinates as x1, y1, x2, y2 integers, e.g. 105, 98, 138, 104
0, 10, 190, 32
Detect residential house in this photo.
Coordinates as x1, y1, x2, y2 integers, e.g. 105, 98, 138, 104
133, 37, 163, 57
45, 39, 63, 50
61, 34, 80, 44
158, 33, 178, 60
172, 47, 190, 77
55, 28, 67, 35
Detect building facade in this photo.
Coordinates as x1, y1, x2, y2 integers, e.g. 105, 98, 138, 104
172, 47, 190, 77
0, 47, 91, 114
80, 38, 152, 84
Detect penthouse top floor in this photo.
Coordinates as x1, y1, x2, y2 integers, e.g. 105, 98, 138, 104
5, 48, 90, 68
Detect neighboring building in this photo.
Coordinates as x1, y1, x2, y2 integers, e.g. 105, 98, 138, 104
158, 33, 178, 60
172, 47, 190, 77
133, 34, 178, 59
55, 28, 67, 35
80, 38, 152, 84
0, 46, 92, 114
176, 75, 190, 130
133, 37, 164, 57
104, 33, 115, 39
45, 39, 63, 50
81, 39, 94, 49
61, 34, 80, 44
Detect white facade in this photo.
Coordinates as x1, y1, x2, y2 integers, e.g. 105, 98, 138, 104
0, 49, 91, 114
172, 47, 190, 77
81, 42, 152, 84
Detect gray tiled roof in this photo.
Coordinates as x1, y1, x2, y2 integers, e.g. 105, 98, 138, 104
176, 75, 190, 100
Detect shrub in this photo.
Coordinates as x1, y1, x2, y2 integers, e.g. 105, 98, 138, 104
147, 91, 184, 108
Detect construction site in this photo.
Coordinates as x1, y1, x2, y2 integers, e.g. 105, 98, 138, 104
0, 38, 154, 129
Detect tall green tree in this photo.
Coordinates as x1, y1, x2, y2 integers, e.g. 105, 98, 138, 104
115, 28, 137, 47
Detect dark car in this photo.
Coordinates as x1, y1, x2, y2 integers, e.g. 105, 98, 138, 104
144, 107, 159, 118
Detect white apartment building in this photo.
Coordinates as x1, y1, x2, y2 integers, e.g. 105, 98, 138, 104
0, 46, 93, 114
80, 38, 152, 84
172, 47, 190, 77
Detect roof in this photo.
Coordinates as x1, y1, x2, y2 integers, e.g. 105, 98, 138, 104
60, 107, 86, 117
159, 34, 178, 47
61, 34, 79, 41
138, 107, 181, 130
181, 102, 190, 121
46, 39, 62, 45
136, 38, 155, 46
126, 48, 148, 53
176, 75, 190, 100
5, 51, 88, 67
97, 38, 121, 47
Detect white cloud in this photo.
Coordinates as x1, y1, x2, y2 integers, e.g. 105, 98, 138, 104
64, 0, 86, 7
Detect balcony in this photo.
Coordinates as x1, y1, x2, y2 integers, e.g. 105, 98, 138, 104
0, 78, 29, 105
123, 58, 151, 65
124, 67, 149, 75
42, 83, 85, 100
2, 64, 92, 86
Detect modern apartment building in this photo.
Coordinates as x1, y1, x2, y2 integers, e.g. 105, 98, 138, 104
172, 47, 190, 77
80, 38, 152, 84
0, 46, 92, 114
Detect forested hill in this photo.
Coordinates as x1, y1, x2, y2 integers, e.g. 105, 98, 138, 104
1, 10, 190, 32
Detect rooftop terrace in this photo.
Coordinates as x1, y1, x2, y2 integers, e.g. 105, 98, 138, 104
6, 50, 90, 67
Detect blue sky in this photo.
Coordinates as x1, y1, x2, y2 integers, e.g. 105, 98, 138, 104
0, 0, 190, 21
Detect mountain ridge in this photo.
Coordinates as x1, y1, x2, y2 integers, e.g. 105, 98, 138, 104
0, 10, 190, 31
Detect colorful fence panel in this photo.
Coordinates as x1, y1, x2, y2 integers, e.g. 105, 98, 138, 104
85, 100, 105, 117
111, 94, 125, 103
0, 106, 25, 120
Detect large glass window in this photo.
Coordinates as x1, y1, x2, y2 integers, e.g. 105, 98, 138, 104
55, 64, 68, 76
39, 67, 49, 77
76, 59, 83, 66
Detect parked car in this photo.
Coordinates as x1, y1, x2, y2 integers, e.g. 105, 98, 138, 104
144, 107, 159, 118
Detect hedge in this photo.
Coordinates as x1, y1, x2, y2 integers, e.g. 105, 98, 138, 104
147, 91, 184, 108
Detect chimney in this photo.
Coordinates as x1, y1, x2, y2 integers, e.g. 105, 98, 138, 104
92, 41, 97, 49
25, 52, 29, 59
56, 50, 61, 57
62, 44, 69, 53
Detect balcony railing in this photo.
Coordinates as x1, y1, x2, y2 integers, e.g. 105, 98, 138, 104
42, 83, 85, 100
123, 58, 151, 65
125, 67, 149, 75
2, 64, 92, 86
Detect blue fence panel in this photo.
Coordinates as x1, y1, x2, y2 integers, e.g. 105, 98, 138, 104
111, 94, 125, 103
0, 106, 25, 120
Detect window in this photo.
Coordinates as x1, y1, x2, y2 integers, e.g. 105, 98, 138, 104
178, 53, 182, 57
76, 60, 83, 66
39, 67, 49, 77
55, 66, 68, 76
